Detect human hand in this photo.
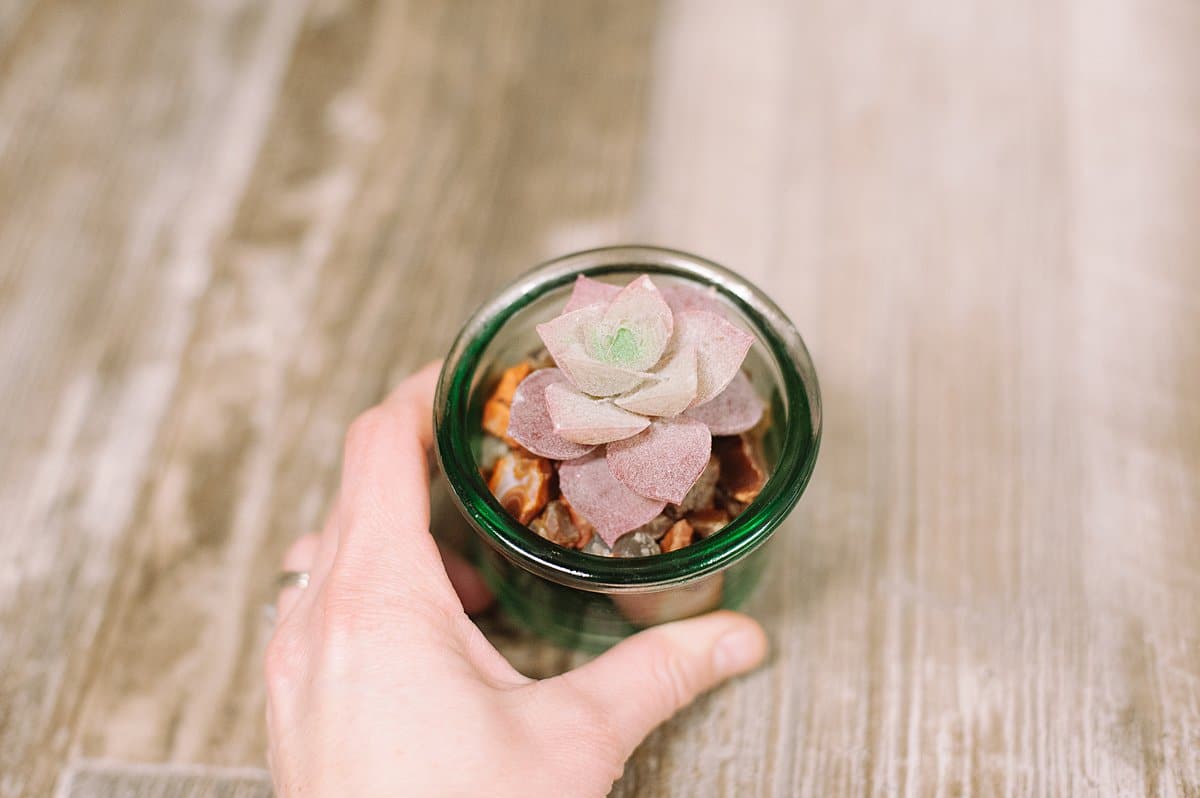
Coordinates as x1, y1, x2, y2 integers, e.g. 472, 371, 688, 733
265, 362, 769, 797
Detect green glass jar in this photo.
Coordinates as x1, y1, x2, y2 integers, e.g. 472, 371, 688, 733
434, 246, 821, 651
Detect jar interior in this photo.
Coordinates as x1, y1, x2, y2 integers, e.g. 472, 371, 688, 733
437, 254, 819, 650
466, 273, 792, 518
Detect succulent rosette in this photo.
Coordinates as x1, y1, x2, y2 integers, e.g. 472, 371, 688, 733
506, 275, 763, 546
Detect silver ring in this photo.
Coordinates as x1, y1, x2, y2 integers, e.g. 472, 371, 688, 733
276, 570, 310, 590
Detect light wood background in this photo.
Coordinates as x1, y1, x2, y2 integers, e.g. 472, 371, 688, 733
2, 0, 1198, 796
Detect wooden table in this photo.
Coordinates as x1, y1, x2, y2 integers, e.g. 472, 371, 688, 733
2, 1, 1198, 795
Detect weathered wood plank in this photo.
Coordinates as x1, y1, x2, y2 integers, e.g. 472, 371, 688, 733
1, 0, 1197, 795
60, 763, 271, 798
0, 1, 309, 795
72, 0, 661, 770
616, 0, 1200, 795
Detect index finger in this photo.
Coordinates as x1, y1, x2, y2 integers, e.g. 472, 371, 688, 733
321, 361, 460, 605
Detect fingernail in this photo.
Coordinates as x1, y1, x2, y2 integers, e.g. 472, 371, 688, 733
712, 625, 767, 676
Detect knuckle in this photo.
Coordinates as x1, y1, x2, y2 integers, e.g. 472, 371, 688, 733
646, 641, 697, 712
578, 695, 627, 759
343, 406, 393, 462
319, 563, 385, 610
547, 674, 629, 760
311, 579, 400, 649
263, 630, 303, 694
314, 588, 369, 643
341, 401, 423, 482
308, 601, 360, 676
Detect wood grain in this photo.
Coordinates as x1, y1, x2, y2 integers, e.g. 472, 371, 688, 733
0, 1, 310, 795
1, 0, 1198, 796
59, 763, 271, 798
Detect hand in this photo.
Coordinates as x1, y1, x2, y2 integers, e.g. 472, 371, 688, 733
265, 362, 769, 798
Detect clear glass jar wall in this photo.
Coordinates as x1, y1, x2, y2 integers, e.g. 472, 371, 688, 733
435, 246, 821, 651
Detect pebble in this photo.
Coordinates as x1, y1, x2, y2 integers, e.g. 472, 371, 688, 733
634, 514, 674, 540
713, 434, 767, 504
482, 361, 533, 444
530, 499, 592, 549
478, 435, 511, 473
688, 507, 731, 537
673, 455, 720, 513
488, 451, 553, 524
612, 530, 662, 558
581, 535, 614, 557
660, 519, 695, 552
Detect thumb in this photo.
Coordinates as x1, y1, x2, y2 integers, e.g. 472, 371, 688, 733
560, 611, 768, 752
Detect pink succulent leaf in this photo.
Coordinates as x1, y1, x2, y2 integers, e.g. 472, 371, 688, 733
537, 305, 645, 396
544, 382, 650, 445
614, 345, 698, 417
506, 369, 597, 460
606, 417, 713, 504
684, 370, 763, 435
660, 282, 724, 317
537, 303, 602, 363
672, 310, 755, 406
554, 345, 647, 396
562, 275, 621, 314
558, 451, 667, 545
584, 275, 674, 373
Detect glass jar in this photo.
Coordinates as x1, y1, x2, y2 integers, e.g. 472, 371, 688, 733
434, 246, 821, 651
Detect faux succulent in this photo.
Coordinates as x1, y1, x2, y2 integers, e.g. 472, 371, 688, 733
506, 275, 764, 546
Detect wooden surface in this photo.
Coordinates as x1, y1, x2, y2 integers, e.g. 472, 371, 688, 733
2, 0, 1198, 795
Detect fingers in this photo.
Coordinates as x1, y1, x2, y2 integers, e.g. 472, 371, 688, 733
437, 543, 494, 615
277, 533, 319, 620
326, 361, 460, 604
381, 359, 441, 449
558, 611, 768, 753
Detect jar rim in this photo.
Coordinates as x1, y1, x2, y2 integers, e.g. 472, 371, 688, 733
434, 245, 822, 591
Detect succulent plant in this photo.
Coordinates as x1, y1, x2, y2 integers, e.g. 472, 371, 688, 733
506, 275, 763, 545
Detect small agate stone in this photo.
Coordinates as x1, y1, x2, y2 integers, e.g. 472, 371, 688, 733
487, 452, 553, 525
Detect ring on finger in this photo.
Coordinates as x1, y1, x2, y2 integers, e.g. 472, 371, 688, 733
276, 570, 311, 590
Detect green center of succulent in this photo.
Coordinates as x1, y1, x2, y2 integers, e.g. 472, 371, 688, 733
606, 327, 640, 363
589, 325, 642, 366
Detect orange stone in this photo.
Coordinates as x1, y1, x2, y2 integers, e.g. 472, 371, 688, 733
713, 434, 767, 504
482, 361, 533, 444
531, 499, 594, 549
488, 451, 552, 524
660, 519, 695, 553
687, 507, 731, 538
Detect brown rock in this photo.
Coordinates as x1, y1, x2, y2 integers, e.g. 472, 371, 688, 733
482, 361, 533, 443
581, 535, 614, 557
660, 519, 695, 552
560, 494, 596, 544
713, 434, 767, 504
672, 455, 720, 514
612, 530, 662, 557
634, 514, 674, 540
687, 507, 731, 538
531, 499, 592, 549
718, 491, 747, 518
488, 450, 552, 524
